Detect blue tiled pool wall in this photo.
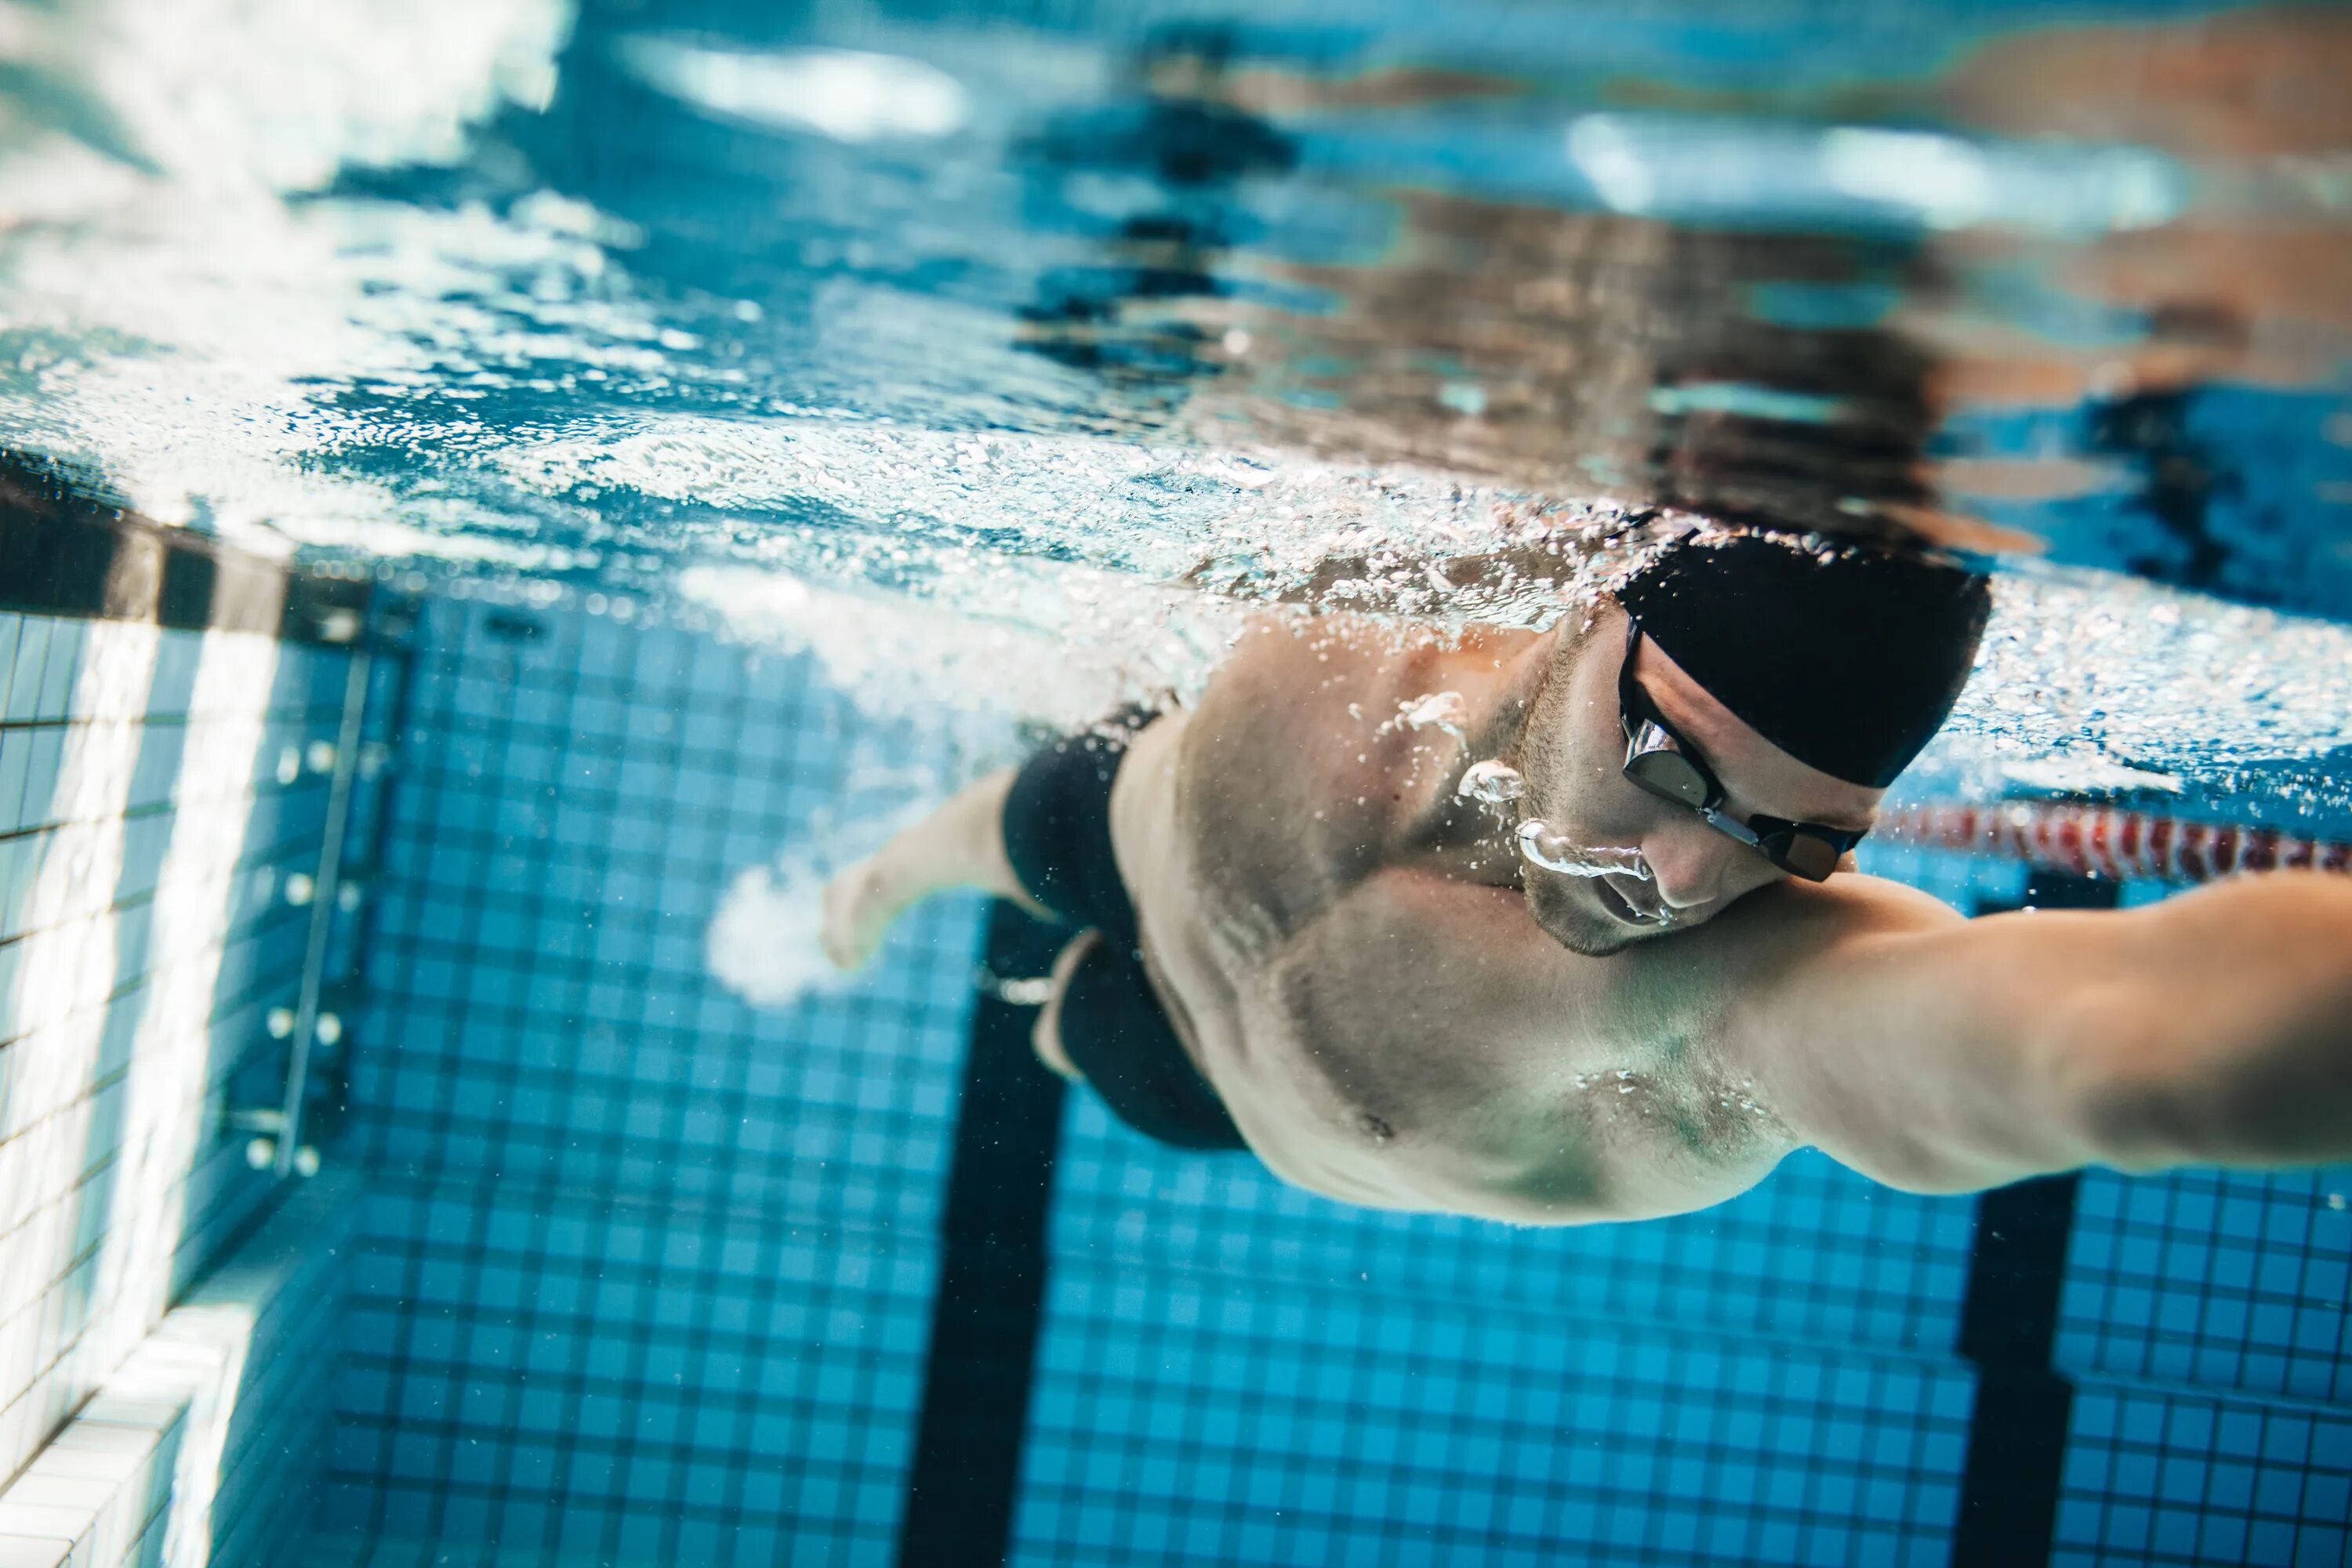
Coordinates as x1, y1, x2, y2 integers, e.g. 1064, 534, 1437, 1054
308, 593, 2348, 1566
1029, 1139, 2348, 1567
200, 1170, 366, 1568
1018, 1223, 1976, 1566
2054, 1175, 2351, 1567
318, 597, 987, 1561
0, 608, 366, 1555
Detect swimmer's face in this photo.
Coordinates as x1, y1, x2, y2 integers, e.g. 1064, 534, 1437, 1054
1512, 604, 1886, 956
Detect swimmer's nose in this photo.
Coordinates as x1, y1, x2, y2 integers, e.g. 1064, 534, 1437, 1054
1639, 825, 1739, 912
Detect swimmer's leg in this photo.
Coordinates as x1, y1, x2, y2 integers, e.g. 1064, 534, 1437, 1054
821, 767, 1052, 971
1029, 929, 1097, 1082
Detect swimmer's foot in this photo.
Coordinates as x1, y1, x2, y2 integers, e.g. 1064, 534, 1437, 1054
820, 858, 898, 972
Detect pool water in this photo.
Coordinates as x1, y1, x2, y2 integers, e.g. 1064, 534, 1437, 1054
0, 1, 2346, 1565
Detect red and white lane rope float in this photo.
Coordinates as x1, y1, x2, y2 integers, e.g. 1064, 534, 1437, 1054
1882, 802, 2352, 885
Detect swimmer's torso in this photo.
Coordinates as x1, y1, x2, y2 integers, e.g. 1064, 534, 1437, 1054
1109, 614, 1797, 1222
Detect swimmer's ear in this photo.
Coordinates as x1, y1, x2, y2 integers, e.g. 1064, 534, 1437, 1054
1031, 931, 1098, 1083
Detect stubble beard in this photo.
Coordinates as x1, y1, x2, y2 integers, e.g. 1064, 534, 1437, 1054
1524, 873, 1657, 958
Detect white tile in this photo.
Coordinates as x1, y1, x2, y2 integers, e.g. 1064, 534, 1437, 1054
39, 1421, 155, 1461
5, 1446, 129, 1486
0, 1502, 85, 1541
0, 1471, 105, 1513
61, 1395, 180, 1435
0, 1535, 72, 1568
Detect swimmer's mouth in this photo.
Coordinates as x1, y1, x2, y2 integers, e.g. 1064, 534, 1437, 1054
1595, 877, 1670, 930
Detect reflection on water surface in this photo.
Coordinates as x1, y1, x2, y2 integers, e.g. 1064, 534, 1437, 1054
0, 0, 2347, 821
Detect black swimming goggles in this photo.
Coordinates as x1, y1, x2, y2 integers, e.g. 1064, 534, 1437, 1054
1617, 619, 1866, 883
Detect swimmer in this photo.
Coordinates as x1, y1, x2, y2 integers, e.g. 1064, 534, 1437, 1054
824, 528, 2352, 1221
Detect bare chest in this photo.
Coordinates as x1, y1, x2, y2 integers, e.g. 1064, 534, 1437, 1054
1229, 942, 1788, 1214
1118, 646, 1789, 1218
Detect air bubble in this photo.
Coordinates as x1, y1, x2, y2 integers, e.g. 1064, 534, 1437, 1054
1515, 819, 1653, 880
1457, 759, 1526, 805
1403, 691, 1468, 738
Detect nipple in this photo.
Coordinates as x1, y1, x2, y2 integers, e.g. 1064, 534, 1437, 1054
1515, 818, 1653, 881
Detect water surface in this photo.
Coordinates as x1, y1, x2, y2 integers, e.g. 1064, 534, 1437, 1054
2, 0, 2347, 823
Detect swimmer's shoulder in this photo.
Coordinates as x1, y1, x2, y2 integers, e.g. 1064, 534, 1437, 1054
1144, 624, 1386, 946
1184, 614, 1460, 793
1605, 869, 1971, 1051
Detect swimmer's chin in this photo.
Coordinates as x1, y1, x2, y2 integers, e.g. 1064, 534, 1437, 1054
1523, 877, 1684, 957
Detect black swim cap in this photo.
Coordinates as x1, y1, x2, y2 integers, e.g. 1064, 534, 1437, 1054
1615, 529, 1991, 789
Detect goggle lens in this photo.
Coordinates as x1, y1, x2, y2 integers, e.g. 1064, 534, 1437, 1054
1624, 742, 1713, 810
1759, 829, 1842, 883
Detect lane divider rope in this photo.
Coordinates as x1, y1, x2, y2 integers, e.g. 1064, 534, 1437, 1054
1881, 802, 2352, 884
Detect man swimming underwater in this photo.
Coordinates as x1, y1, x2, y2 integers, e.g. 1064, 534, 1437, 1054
822, 527, 2352, 1221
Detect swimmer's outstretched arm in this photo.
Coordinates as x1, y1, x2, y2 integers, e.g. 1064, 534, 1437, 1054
1738, 869, 2352, 1192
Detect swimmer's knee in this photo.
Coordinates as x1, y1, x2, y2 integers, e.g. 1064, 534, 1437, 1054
1031, 1007, 1081, 1083
1030, 931, 1098, 1083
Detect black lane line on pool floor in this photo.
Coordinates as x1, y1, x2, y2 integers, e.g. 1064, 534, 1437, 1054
898, 902, 1069, 1568
1951, 873, 2116, 1568
1, 453, 372, 643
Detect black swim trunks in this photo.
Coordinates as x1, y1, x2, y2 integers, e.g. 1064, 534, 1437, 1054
1000, 710, 1247, 1152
